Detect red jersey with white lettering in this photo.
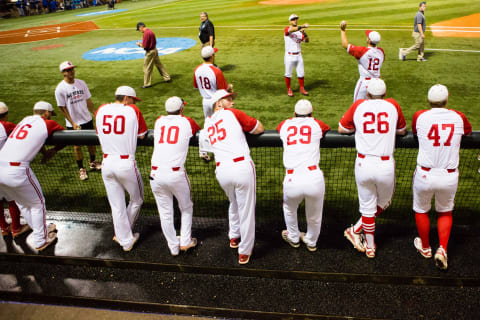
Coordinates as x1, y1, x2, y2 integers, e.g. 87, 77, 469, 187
412, 108, 471, 169
284, 27, 305, 54
277, 117, 330, 169
193, 63, 227, 100
339, 98, 406, 156
347, 45, 384, 79
204, 108, 259, 162
0, 120, 17, 150
0, 115, 64, 162
95, 103, 148, 156
151, 115, 200, 168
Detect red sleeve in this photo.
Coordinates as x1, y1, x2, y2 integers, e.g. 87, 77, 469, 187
452, 110, 472, 135
212, 66, 227, 90
193, 65, 200, 88
183, 116, 201, 135
284, 26, 290, 36
347, 45, 369, 59
411, 109, 428, 135
385, 98, 406, 130
339, 100, 363, 130
0, 120, 17, 135
226, 108, 258, 133
128, 104, 148, 136
276, 119, 287, 133
314, 119, 331, 136
43, 119, 65, 136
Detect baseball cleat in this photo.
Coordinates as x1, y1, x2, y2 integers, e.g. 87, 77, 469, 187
344, 226, 365, 253
434, 246, 448, 270
281, 230, 300, 248
398, 48, 405, 61
417, 58, 428, 62
300, 232, 317, 252
180, 237, 198, 252
1, 225, 11, 237
287, 88, 294, 97
300, 88, 309, 96
36, 226, 58, 251
123, 232, 140, 252
199, 152, 211, 162
141, 85, 152, 89
414, 237, 432, 258
79, 168, 88, 180
89, 160, 102, 170
229, 238, 240, 249
238, 254, 251, 264
12, 224, 32, 238
365, 246, 376, 258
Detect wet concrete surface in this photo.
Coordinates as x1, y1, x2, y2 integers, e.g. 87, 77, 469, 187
0, 213, 479, 319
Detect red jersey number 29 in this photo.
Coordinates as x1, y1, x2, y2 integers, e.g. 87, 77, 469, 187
207, 120, 226, 145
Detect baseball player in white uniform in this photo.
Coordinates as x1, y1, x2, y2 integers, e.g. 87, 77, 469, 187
277, 100, 330, 252
338, 79, 406, 258
340, 21, 384, 102
412, 84, 472, 270
0, 102, 31, 238
0, 101, 64, 250
204, 89, 264, 264
96, 86, 148, 252
55, 61, 101, 181
150, 97, 201, 256
284, 14, 310, 97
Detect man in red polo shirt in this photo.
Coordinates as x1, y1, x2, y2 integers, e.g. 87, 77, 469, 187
136, 22, 171, 88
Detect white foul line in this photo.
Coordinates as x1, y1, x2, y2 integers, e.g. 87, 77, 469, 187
425, 48, 480, 53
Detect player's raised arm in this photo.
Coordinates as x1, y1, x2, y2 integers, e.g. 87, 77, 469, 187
340, 20, 348, 49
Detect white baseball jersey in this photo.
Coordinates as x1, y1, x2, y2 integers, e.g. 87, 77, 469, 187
284, 27, 305, 54
193, 63, 227, 100
339, 98, 406, 157
277, 117, 330, 169
95, 103, 148, 156
55, 79, 92, 127
347, 45, 385, 79
412, 108, 472, 169
204, 108, 259, 163
0, 115, 64, 162
0, 120, 16, 150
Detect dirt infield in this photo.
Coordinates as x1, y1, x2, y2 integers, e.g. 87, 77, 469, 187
431, 13, 480, 38
0, 21, 98, 45
259, 0, 332, 4
31, 43, 65, 51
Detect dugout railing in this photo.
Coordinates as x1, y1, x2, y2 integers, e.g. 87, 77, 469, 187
31, 130, 480, 227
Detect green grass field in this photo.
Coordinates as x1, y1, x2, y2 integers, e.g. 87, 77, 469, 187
1, 0, 480, 223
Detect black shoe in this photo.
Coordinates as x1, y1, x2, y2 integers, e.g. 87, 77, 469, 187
141, 85, 152, 89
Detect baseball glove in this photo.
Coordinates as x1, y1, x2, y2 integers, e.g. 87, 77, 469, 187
340, 20, 347, 31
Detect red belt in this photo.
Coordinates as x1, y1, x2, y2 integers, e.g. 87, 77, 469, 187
287, 165, 317, 174
364, 77, 371, 80
103, 154, 129, 159
421, 166, 456, 173
216, 156, 245, 167
288, 52, 300, 55
151, 166, 180, 171
358, 153, 390, 161
9, 162, 21, 166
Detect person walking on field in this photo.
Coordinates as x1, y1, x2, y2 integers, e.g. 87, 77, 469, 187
400, 2, 427, 62
199, 12, 215, 47
136, 22, 171, 89
55, 61, 102, 181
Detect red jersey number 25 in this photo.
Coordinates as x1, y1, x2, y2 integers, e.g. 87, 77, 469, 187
207, 120, 227, 145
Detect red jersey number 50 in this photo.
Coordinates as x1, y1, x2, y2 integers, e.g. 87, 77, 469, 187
102, 115, 125, 134
207, 120, 226, 145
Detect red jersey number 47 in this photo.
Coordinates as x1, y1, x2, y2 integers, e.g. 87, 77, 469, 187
427, 123, 454, 147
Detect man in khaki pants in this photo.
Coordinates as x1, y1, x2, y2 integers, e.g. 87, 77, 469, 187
136, 22, 171, 88
399, 2, 427, 62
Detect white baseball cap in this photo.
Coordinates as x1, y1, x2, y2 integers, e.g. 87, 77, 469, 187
294, 99, 313, 115
367, 78, 386, 96
211, 89, 237, 106
428, 84, 449, 103
289, 14, 299, 21
365, 30, 381, 44
165, 96, 186, 112
115, 86, 141, 101
33, 101, 56, 115
201, 46, 218, 59
59, 61, 76, 72
0, 102, 8, 114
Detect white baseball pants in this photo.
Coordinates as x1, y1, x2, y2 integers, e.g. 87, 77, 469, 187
202, 97, 214, 119
215, 158, 256, 255
355, 155, 395, 217
0, 162, 48, 248
282, 166, 325, 247
284, 53, 304, 78
413, 166, 458, 213
353, 78, 370, 102
101, 156, 144, 249
150, 168, 194, 256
